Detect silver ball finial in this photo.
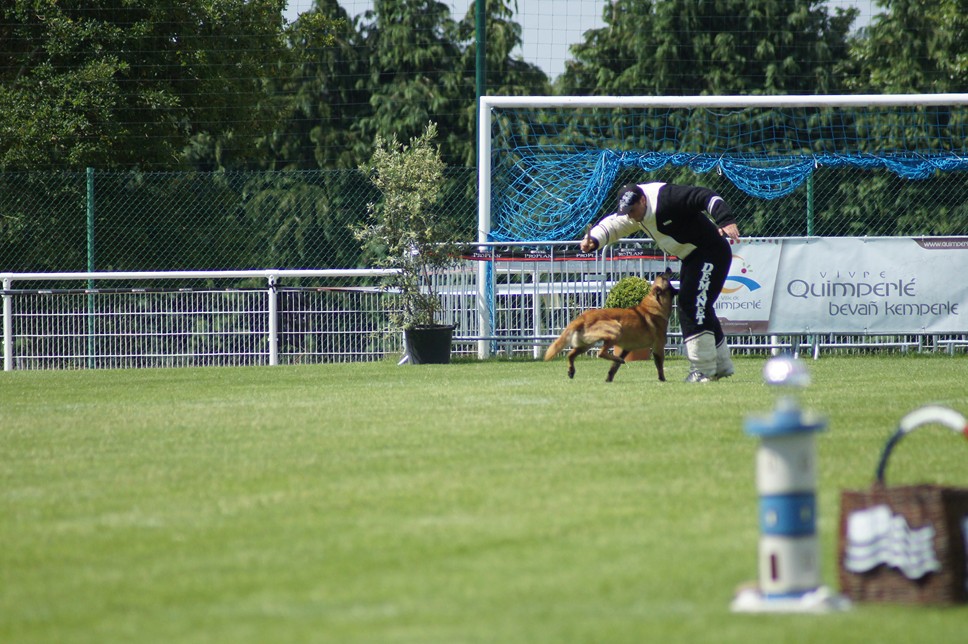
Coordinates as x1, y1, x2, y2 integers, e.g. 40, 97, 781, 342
763, 356, 811, 389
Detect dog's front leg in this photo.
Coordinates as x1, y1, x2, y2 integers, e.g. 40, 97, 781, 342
597, 344, 625, 365
604, 347, 628, 382
653, 348, 665, 381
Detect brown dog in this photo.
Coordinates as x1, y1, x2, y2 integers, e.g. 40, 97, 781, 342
544, 271, 678, 382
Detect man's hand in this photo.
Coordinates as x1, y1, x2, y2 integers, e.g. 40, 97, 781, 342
719, 223, 740, 241
580, 236, 599, 252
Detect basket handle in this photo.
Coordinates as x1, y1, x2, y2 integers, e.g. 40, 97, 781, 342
874, 405, 968, 485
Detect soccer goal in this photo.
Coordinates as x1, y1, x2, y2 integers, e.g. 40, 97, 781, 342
474, 93, 968, 358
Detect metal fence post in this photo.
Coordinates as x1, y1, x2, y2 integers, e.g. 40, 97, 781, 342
267, 275, 278, 366
87, 167, 96, 368
806, 169, 815, 237
3, 277, 12, 372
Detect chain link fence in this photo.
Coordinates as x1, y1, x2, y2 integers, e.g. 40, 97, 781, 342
3, 165, 967, 369
3, 167, 967, 276
0, 169, 477, 275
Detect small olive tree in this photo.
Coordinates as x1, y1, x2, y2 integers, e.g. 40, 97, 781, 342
353, 122, 460, 329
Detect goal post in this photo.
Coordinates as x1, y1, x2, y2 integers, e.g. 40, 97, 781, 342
476, 93, 968, 358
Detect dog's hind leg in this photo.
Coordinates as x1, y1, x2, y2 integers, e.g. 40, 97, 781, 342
566, 347, 583, 379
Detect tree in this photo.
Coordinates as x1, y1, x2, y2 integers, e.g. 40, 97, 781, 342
246, 1, 373, 269
350, 0, 465, 166
553, 0, 862, 239
266, 0, 368, 171
832, 0, 968, 236
342, 0, 552, 247
840, 0, 968, 93
557, 0, 856, 95
450, 1, 550, 165
0, 0, 340, 171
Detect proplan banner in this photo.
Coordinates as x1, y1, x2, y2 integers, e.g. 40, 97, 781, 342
717, 237, 968, 334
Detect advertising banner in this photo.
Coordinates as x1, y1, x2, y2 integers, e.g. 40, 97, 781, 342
717, 237, 968, 334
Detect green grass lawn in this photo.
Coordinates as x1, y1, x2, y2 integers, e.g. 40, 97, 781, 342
2, 354, 967, 643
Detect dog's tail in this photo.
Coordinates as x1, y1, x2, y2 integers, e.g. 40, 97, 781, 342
544, 320, 580, 361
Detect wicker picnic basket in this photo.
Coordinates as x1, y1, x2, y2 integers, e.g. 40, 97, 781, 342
837, 405, 968, 605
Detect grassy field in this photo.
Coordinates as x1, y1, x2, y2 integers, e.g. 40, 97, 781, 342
2, 354, 967, 643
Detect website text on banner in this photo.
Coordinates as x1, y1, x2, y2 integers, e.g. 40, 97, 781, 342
718, 237, 968, 335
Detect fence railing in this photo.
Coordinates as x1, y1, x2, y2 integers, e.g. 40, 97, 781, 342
2, 269, 399, 370
3, 242, 967, 370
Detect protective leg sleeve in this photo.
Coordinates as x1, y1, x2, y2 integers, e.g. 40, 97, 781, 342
715, 337, 735, 380
684, 332, 717, 382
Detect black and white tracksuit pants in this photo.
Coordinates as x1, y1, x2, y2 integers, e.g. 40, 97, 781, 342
677, 234, 731, 344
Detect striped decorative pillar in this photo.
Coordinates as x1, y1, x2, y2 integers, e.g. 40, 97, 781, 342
745, 394, 825, 597
732, 357, 850, 613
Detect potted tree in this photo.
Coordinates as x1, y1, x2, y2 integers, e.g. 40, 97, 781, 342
605, 275, 653, 361
353, 122, 461, 364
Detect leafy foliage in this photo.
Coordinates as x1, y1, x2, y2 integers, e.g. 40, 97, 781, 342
558, 0, 855, 95
353, 122, 461, 328
828, 0, 968, 236
604, 276, 652, 309
0, 0, 341, 171
841, 0, 968, 93
1, 0, 966, 272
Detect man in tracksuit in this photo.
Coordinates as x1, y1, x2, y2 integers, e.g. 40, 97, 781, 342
580, 182, 740, 382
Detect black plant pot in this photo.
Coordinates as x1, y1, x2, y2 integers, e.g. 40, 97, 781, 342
403, 324, 455, 364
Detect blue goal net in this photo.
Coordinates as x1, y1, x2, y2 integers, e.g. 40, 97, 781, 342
484, 96, 968, 242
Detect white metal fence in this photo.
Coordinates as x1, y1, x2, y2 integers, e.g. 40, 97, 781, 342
2, 270, 400, 370
3, 242, 966, 371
